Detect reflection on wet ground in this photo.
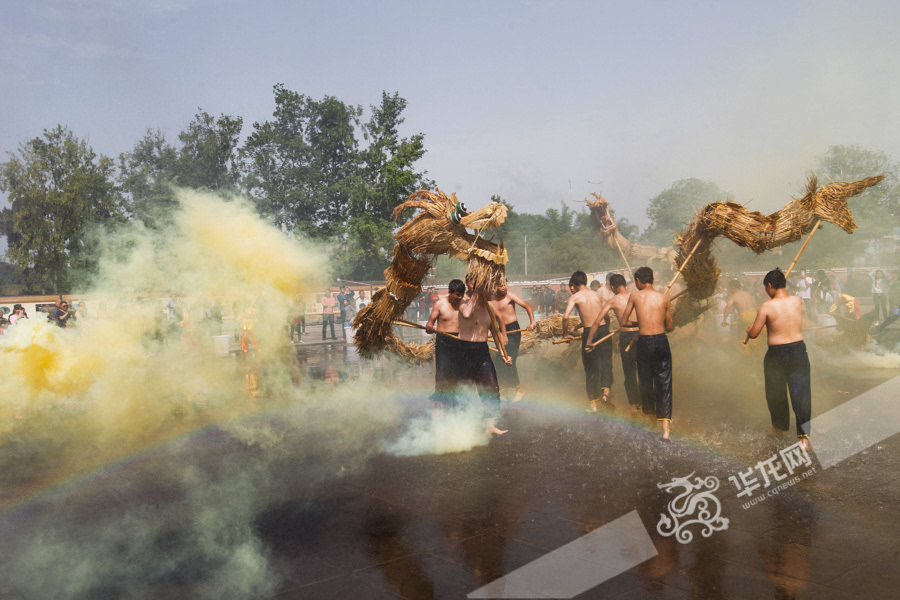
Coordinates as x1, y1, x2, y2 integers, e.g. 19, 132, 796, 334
0, 337, 897, 599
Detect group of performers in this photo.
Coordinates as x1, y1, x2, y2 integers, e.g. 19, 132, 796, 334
424, 278, 534, 436
424, 266, 812, 450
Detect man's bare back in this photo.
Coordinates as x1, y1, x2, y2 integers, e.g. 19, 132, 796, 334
623, 284, 673, 336
598, 291, 636, 333
748, 294, 804, 346
594, 285, 614, 325
563, 287, 603, 338
724, 289, 757, 323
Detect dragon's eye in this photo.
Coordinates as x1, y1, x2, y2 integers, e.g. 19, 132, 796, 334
450, 202, 469, 225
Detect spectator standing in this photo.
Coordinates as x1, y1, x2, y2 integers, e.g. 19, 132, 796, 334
357, 291, 370, 311
796, 269, 814, 314
289, 296, 304, 342
555, 284, 571, 313
321, 291, 338, 340
336, 286, 354, 326
869, 269, 888, 324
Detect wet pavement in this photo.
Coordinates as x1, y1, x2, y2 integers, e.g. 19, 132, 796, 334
0, 333, 897, 599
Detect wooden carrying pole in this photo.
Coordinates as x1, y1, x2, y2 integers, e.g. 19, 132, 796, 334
663, 238, 702, 295
586, 328, 618, 350
743, 219, 822, 345
394, 318, 459, 341
393, 319, 499, 352
624, 238, 702, 352
785, 219, 822, 279
613, 234, 633, 277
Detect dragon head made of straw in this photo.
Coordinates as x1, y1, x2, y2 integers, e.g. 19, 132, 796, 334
392, 189, 509, 294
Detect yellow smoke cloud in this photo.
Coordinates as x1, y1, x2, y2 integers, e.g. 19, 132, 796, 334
0, 189, 330, 489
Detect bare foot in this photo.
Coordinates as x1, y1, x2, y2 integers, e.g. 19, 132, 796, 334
600, 390, 615, 411
512, 387, 525, 403
766, 425, 786, 437
485, 419, 508, 436
661, 420, 671, 441
586, 399, 598, 413
799, 437, 809, 451
630, 405, 640, 416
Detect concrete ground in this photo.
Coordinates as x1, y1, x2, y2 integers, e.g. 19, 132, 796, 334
0, 331, 897, 599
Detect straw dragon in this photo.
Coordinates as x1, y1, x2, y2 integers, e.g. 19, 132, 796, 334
352, 189, 509, 361
588, 174, 884, 329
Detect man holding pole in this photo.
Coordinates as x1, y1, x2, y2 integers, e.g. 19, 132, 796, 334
490, 286, 535, 403
588, 273, 640, 414
563, 271, 606, 412
745, 268, 811, 450
425, 279, 466, 410
621, 267, 674, 440
458, 276, 511, 435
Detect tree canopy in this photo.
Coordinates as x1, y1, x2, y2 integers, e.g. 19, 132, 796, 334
3, 96, 896, 291
642, 178, 730, 246
0, 126, 125, 293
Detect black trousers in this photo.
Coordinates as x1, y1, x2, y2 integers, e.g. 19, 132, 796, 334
636, 333, 673, 420
764, 340, 811, 438
581, 326, 603, 401
458, 339, 501, 418
594, 323, 614, 390
493, 320, 521, 389
431, 334, 459, 407
618, 330, 641, 406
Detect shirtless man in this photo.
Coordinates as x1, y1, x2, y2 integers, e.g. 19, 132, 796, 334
563, 271, 606, 412
621, 267, 674, 440
426, 279, 465, 410
490, 286, 535, 402
746, 268, 811, 450
458, 277, 512, 435
722, 279, 759, 341
588, 274, 640, 414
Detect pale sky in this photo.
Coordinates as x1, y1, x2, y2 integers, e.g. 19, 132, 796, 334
2, 0, 899, 248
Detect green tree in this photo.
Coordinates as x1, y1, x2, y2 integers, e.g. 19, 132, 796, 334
119, 110, 243, 229
643, 178, 729, 246
241, 84, 362, 238
476, 197, 617, 277
335, 214, 397, 280
0, 125, 125, 293
118, 127, 179, 228
242, 86, 431, 279
356, 91, 432, 222
174, 109, 243, 191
